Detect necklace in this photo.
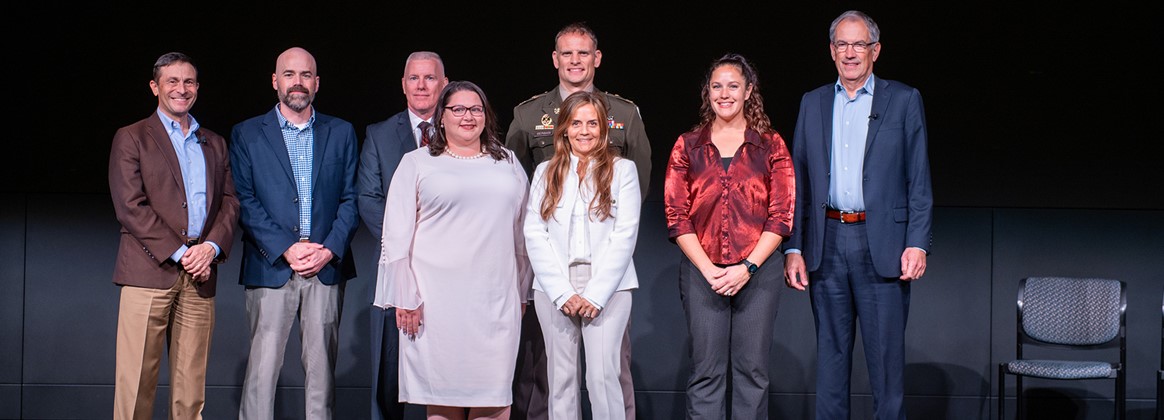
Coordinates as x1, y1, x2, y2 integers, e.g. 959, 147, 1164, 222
445, 149, 487, 160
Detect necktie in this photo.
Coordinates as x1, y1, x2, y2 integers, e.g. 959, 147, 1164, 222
418, 121, 433, 147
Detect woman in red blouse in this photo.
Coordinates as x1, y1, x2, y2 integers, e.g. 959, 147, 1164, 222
663, 53, 795, 419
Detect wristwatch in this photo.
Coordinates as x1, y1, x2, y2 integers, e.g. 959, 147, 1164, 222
740, 259, 759, 276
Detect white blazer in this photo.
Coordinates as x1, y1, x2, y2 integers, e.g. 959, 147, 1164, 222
524, 156, 641, 308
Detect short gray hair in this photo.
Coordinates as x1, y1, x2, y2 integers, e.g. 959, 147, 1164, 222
829, 10, 880, 43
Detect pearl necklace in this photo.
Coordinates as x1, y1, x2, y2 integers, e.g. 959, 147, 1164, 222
445, 149, 487, 160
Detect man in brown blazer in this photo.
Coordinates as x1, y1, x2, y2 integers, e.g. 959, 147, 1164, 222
108, 52, 239, 420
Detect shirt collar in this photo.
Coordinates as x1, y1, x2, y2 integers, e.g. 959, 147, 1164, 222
558, 85, 596, 101
407, 109, 431, 129
156, 108, 200, 139
833, 73, 877, 97
274, 103, 316, 129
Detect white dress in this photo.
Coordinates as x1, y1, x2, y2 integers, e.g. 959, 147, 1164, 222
374, 147, 532, 406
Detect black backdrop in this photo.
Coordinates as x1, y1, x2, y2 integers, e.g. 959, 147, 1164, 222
7, 3, 1158, 209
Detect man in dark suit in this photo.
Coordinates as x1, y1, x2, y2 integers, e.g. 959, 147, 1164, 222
109, 51, 239, 420
357, 51, 447, 420
504, 22, 648, 420
783, 10, 933, 420
230, 47, 360, 420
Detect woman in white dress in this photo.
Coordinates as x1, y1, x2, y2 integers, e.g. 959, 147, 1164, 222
375, 81, 532, 420
524, 91, 641, 420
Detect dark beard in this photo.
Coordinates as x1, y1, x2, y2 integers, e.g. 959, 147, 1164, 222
279, 89, 312, 113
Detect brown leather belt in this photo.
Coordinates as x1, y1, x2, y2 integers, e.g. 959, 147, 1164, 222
299, 237, 310, 243
826, 209, 866, 224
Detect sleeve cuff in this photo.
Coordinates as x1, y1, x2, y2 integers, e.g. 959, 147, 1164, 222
170, 245, 188, 263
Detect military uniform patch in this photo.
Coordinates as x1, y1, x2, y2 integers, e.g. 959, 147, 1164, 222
535, 113, 554, 130
607, 115, 624, 130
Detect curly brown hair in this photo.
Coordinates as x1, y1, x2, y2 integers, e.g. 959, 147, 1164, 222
693, 53, 773, 135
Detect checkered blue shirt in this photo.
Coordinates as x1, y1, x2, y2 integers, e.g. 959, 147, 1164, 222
274, 105, 315, 239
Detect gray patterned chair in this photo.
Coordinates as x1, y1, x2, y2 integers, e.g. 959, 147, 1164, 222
997, 277, 1126, 420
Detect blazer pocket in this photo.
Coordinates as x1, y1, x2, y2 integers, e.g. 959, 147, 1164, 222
532, 137, 555, 163
608, 131, 628, 156
893, 207, 908, 222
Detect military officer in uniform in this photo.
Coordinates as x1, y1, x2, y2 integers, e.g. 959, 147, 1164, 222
505, 21, 649, 420
507, 23, 651, 199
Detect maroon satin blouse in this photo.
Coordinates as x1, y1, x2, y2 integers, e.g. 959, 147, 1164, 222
664, 127, 795, 265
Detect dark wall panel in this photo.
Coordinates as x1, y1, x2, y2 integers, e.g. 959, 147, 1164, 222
0, 194, 25, 390
904, 207, 994, 399
24, 194, 120, 385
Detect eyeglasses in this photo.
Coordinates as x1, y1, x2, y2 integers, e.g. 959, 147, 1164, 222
444, 105, 485, 117
832, 41, 877, 53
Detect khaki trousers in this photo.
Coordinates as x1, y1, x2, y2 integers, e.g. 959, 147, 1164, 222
114, 271, 214, 420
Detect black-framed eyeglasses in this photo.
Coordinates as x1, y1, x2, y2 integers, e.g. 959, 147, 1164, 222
444, 105, 485, 117
833, 41, 877, 53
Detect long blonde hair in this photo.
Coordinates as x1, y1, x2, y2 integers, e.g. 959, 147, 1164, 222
539, 91, 617, 221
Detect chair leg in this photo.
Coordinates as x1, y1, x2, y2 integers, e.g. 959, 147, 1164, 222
1118, 369, 1126, 420
1016, 375, 1024, 419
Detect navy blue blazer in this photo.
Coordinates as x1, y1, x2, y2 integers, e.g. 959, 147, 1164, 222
357, 110, 418, 239
229, 107, 360, 287
786, 76, 933, 278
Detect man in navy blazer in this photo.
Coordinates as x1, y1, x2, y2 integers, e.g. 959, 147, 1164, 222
783, 11, 932, 420
357, 51, 447, 420
230, 47, 359, 420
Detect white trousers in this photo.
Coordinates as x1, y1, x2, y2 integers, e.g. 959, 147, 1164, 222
534, 265, 632, 420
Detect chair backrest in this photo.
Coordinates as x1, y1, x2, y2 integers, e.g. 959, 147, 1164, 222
1019, 277, 1124, 346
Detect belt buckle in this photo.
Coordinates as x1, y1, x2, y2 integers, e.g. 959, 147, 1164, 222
185, 238, 199, 247
298, 237, 310, 243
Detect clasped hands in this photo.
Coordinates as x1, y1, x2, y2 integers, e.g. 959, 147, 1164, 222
180, 243, 216, 282
701, 264, 751, 296
560, 294, 600, 319
283, 241, 334, 278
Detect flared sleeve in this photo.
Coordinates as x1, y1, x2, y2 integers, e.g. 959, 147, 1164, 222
374, 153, 422, 310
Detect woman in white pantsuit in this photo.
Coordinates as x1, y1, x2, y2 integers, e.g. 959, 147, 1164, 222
524, 91, 641, 420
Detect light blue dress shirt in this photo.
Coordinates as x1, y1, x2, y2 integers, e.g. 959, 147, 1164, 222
158, 109, 220, 262
828, 74, 876, 212
275, 104, 316, 239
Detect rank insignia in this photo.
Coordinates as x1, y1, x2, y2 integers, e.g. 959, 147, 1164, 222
535, 113, 554, 130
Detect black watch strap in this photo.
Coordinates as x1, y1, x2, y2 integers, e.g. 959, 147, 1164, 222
741, 259, 759, 275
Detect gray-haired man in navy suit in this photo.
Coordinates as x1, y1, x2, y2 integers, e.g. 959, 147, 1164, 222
356, 51, 448, 420
783, 10, 933, 420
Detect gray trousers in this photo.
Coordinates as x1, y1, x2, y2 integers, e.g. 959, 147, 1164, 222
239, 273, 345, 420
679, 257, 781, 420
